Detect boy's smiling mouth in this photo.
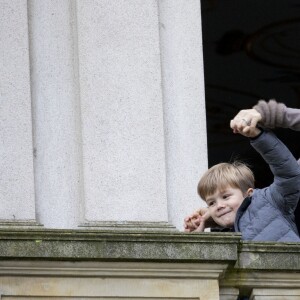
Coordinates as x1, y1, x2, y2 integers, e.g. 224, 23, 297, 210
217, 210, 232, 218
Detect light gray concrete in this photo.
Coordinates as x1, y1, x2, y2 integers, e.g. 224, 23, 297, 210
158, 0, 208, 230
0, 0, 36, 221
1, 0, 208, 230
77, 0, 168, 223
28, 0, 82, 228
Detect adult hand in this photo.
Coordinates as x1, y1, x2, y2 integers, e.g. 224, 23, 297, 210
230, 109, 262, 137
184, 208, 216, 232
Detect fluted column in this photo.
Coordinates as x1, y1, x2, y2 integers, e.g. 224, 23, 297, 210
0, 0, 36, 224
28, 0, 82, 228
77, 0, 169, 227
158, 0, 208, 229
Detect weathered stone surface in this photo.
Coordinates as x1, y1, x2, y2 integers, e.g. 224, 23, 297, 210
220, 241, 300, 298
0, 228, 299, 299
237, 242, 300, 270
0, 228, 240, 262
0, 0, 36, 222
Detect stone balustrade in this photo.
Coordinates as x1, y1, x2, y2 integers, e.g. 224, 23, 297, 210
0, 228, 299, 299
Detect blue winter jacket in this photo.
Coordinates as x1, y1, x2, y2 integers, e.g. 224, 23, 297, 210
234, 130, 300, 242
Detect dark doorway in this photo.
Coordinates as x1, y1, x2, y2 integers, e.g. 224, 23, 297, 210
200, 0, 300, 228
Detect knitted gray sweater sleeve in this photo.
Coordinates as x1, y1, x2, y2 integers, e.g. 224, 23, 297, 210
253, 99, 300, 164
253, 99, 300, 130
253, 99, 286, 128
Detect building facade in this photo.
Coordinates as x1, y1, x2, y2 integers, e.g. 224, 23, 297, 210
0, 1, 299, 299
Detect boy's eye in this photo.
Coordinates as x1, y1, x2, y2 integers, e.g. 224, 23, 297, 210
223, 194, 230, 199
207, 201, 215, 207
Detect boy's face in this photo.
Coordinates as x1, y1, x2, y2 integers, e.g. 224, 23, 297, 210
205, 186, 245, 228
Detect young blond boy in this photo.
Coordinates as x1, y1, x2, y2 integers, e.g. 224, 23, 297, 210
184, 112, 300, 242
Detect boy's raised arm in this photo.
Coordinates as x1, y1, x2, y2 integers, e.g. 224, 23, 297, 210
231, 110, 300, 212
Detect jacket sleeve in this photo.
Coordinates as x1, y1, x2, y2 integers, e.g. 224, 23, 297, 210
253, 99, 300, 131
250, 130, 300, 213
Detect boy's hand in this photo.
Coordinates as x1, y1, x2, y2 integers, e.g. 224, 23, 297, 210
230, 109, 262, 137
184, 208, 216, 232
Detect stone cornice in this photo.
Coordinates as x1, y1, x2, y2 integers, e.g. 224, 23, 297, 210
221, 241, 300, 294
0, 228, 299, 298
0, 260, 228, 279
0, 228, 240, 262
237, 241, 300, 270
0, 228, 299, 273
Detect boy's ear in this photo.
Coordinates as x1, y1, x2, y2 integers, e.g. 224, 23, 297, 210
246, 188, 254, 196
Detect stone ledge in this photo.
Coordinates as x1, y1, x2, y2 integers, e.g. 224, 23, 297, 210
78, 221, 178, 232
1, 228, 300, 299
237, 241, 300, 270
0, 260, 229, 279
0, 228, 299, 270
0, 220, 42, 228
0, 228, 240, 262
220, 241, 300, 297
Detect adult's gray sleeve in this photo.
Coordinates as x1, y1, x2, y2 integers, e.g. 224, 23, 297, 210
253, 99, 300, 131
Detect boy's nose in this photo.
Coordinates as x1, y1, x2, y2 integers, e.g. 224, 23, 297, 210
216, 201, 225, 210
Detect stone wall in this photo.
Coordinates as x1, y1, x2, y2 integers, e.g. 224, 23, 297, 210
0, 0, 207, 230
1, 1, 299, 299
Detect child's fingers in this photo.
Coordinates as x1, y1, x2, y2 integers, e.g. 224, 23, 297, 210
191, 217, 201, 228
242, 125, 251, 134
184, 208, 209, 232
184, 219, 197, 232
194, 220, 206, 232
230, 119, 247, 134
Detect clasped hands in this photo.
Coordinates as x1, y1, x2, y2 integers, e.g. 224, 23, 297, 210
184, 207, 217, 232
230, 108, 262, 137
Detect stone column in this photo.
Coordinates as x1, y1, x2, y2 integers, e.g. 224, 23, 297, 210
0, 0, 36, 225
19, 0, 207, 230
158, 0, 208, 229
77, 0, 169, 228
28, 0, 82, 228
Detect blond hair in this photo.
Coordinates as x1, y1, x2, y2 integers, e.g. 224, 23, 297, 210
198, 161, 254, 200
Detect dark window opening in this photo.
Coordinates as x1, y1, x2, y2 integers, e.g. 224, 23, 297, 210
200, 0, 300, 229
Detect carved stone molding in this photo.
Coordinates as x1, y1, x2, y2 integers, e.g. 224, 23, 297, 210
0, 228, 299, 299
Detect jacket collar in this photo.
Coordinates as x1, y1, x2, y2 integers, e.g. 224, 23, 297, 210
234, 196, 252, 232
